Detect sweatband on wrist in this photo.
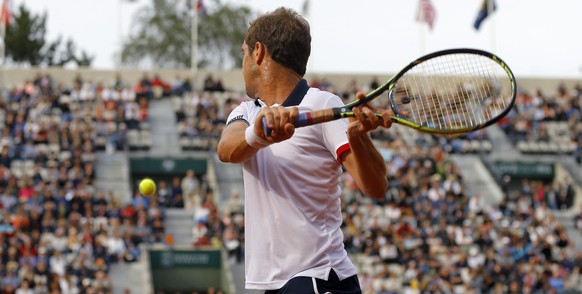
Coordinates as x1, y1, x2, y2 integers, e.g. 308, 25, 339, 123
245, 125, 269, 149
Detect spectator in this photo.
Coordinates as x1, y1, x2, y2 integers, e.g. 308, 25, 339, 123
151, 74, 170, 98
225, 189, 243, 215
181, 169, 200, 210
134, 72, 153, 100
203, 74, 217, 92
170, 74, 187, 96
107, 230, 126, 262
15, 280, 34, 294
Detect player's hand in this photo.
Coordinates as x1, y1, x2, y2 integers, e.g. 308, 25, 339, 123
256, 106, 299, 143
347, 92, 393, 137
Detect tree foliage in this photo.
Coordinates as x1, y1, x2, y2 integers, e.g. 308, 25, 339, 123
123, 0, 255, 69
198, 1, 253, 69
5, 4, 46, 66
5, 4, 94, 67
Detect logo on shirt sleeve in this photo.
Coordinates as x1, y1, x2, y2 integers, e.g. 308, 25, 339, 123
226, 115, 247, 126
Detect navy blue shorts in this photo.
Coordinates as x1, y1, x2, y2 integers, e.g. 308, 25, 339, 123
264, 270, 361, 294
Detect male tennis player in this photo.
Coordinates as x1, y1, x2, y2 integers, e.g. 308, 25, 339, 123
217, 7, 393, 293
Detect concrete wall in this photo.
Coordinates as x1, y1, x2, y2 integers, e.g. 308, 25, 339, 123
0, 67, 580, 96
0, 68, 245, 93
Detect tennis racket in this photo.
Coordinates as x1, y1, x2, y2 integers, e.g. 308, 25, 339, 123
263, 48, 516, 135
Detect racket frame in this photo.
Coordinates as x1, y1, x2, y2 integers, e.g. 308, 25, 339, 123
266, 48, 517, 135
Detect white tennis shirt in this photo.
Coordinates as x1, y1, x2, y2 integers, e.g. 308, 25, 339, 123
225, 80, 357, 290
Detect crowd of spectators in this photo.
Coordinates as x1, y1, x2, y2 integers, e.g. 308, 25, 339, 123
0, 72, 173, 293
1, 71, 581, 293
500, 83, 582, 159
173, 92, 234, 151
340, 138, 582, 293
191, 129, 582, 293
171, 73, 228, 152
0, 70, 229, 293
171, 73, 242, 151
174, 77, 582, 293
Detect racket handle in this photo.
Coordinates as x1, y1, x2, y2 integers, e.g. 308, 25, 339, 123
262, 112, 314, 136
294, 112, 312, 128
262, 117, 270, 136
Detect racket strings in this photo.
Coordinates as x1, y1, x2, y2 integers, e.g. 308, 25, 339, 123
393, 53, 510, 131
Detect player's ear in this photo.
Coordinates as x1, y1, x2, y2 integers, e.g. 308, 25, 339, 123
254, 42, 266, 64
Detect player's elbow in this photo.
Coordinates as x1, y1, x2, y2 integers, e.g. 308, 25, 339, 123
367, 190, 387, 200
217, 147, 235, 163
217, 150, 229, 163
216, 141, 233, 163
217, 140, 249, 164
363, 178, 388, 200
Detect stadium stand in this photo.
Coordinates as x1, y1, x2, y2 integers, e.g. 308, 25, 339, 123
501, 84, 581, 157
181, 78, 582, 294
1, 70, 581, 294
0, 73, 167, 294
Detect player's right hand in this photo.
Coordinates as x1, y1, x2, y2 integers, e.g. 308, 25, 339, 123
256, 106, 299, 143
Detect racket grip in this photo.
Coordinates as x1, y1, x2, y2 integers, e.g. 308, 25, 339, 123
261, 112, 312, 136
261, 117, 270, 136
294, 112, 312, 128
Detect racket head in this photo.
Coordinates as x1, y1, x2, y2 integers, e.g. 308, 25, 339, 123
376, 48, 517, 134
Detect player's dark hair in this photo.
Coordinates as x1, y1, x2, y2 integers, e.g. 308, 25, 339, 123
245, 7, 311, 77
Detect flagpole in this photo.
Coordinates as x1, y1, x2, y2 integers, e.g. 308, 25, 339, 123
488, 0, 496, 52
0, 0, 6, 92
0, 3, 4, 68
191, 1, 198, 79
116, 0, 122, 70
419, 24, 425, 55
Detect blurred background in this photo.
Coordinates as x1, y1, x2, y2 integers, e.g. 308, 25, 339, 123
0, 0, 581, 293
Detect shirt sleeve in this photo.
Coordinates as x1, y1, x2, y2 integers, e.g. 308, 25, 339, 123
321, 94, 350, 162
226, 102, 251, 126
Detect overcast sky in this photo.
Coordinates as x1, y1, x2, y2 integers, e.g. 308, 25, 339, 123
11, 0, 582, 78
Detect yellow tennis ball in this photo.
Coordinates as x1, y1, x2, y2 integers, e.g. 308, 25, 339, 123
139, 178, 156, 196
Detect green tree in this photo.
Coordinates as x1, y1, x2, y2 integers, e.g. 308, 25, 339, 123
198, 1, 253, 69
44, 37, 94, 67
123, 0, 254, 69
5, 4, 94, 67
5, 4, 46, 65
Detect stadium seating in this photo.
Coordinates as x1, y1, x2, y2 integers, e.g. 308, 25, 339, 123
503, 88, 581, 158
1, 72, 581, 294
0, 74, 163, 294
174, 78, 582, 293
171, 91, 235, 151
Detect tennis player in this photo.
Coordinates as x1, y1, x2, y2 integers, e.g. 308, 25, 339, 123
217, 7, 393, 293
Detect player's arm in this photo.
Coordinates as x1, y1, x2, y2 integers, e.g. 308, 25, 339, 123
216, 120, 259, 163
217, 106, 298, 163
341, 135, 388, 200
341, 93, 392, 199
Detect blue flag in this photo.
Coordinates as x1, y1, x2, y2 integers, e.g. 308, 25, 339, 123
474, 0, 496, 30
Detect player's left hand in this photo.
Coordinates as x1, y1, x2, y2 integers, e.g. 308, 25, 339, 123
347, 92, 393, 137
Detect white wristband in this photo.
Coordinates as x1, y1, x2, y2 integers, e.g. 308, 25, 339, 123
245, 125, 270, 149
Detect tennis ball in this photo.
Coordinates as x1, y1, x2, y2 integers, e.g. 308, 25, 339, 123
139, 178, 156, 196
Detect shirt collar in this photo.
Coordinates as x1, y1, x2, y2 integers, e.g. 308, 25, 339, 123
282, 79, 310, 107
254, 79, 310, 107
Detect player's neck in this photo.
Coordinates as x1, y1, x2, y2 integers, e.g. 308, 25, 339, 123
258, 65, 302, 106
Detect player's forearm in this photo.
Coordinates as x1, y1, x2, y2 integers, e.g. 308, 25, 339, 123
217, 123, 260, 163
345, 134, 388, 199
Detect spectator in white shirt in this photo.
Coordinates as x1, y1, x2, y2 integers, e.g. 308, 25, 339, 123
107, 230, 126, 262
49, 250, 67, 277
